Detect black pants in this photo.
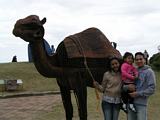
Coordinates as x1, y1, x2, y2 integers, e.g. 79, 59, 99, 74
121, 83, 134, 104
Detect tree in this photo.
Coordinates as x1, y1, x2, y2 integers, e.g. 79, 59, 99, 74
149, 52, 160, 71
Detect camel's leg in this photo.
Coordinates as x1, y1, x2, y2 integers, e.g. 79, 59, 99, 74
74, 87, 87, 120
74, 73, 87, 120
59, 85, 73, 120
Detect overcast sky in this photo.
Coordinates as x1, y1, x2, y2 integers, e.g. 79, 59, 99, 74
0, 0, 160, 63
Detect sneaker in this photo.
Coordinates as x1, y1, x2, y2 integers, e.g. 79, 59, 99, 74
129, 104, 136, 112
121, 104, 128, 113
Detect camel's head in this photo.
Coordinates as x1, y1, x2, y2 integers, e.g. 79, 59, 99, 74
12, 15, 46, 42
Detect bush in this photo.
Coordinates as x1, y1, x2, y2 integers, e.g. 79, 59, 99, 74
149, 53, 160, 71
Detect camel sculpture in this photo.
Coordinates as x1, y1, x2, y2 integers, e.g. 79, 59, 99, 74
12, 15, 121, 120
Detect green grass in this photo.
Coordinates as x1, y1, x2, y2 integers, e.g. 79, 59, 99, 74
0, 62, 159, 120
147, 71, 160, 120
0, 62, 59, 94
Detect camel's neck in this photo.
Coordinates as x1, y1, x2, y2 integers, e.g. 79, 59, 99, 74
30, 38, 63, 78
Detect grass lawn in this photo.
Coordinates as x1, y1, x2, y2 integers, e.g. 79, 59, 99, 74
0, 62, 59, 95
0, 62, 159, 120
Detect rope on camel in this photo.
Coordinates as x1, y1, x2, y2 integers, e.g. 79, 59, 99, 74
69, 36, 101, 111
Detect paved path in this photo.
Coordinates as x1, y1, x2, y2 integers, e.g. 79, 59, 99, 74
0, 94, 61, 120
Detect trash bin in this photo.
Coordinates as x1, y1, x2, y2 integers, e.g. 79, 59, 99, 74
0, 80, 5, 92
5, 79, 23, 91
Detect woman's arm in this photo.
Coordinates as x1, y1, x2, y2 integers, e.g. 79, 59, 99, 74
93, 72, 108, 93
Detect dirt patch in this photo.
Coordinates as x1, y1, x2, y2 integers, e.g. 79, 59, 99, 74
0, 94, 61, 120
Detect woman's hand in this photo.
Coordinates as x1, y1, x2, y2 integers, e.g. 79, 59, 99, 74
127, 84, 136, 91
129, 92, 138, 98
93, 81, 99, 87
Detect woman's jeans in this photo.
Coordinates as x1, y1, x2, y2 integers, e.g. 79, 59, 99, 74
127, 103, 147, 120
102, 101, 120, 120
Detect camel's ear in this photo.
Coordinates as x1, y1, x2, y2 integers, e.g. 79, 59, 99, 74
41, 17, 46, 25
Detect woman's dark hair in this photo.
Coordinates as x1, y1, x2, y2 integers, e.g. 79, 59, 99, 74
135, 52, 145, 58
108, 57, 122, 72
123, 52, 134, 61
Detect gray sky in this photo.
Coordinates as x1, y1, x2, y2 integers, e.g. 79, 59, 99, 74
0, 0, 160, 63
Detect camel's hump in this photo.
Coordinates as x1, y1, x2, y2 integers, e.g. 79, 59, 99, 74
64, 27, 121, 58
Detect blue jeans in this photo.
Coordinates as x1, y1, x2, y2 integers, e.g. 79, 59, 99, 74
127, 103, 147, 120
102, 101, 121, 120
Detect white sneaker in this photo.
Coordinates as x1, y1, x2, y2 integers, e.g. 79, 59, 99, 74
123, 104, 127, 110
122, 104, 128, 113
129, 104, 136, 112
